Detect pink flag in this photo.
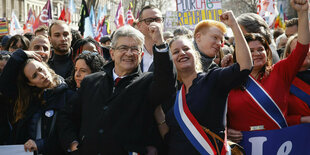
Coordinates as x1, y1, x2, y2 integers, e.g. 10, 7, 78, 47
126, 3, 135, 26
114, 0, 124, 29
24, 8, 36, 33
33, 0, 52, 31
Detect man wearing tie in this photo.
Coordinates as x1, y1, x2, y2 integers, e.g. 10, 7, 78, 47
57, 24, 176, 154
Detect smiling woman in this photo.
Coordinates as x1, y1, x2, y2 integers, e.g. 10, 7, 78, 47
162, 11, 252, 154
227, 0, 310, 143
0, 49, 73, 154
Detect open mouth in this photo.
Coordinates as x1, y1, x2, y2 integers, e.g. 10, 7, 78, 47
179, 57, 189, 62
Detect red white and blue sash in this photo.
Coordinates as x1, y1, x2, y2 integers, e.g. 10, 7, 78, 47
173, 85, 218, 155
290, 77, 310, 108
245, 76, 288, 128
128, 152, 140, 155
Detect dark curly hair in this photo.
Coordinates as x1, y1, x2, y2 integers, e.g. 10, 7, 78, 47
66, 52, 106, 90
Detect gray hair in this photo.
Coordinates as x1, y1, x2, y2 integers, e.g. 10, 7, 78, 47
111, 26, 144, 49
237, 13, 272, 44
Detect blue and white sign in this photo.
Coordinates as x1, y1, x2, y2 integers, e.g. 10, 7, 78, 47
240, 124, 310, 155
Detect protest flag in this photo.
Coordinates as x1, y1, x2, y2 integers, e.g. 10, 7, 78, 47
126, 2, 135, 26
114, 0, 124, 29
78, 0, 89, 36
33, 0, 52, 31
10, 11, 23, 35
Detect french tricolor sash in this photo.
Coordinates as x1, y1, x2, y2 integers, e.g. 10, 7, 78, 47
245, 75, 288, 129
128, 152, 140, 155
290, 77, 310, 108
174, 85, 229, 155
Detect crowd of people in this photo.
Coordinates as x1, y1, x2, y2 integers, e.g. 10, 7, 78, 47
0, 0, 309, 154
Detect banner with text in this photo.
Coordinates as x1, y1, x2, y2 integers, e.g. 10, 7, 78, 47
166, 0, 222, 30
240, 124, 310, 155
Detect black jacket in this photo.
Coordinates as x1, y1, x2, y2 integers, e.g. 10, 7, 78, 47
0, 49, 73, 154
10, 81, 73, 155
57, 45, 177, 154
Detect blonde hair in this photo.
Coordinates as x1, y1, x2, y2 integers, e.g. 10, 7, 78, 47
194, 20, 227, 37
169, 36, 203, 81
282, 34, 298, 59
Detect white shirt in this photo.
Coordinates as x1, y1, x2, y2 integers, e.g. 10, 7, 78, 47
112, 68, 126, 80
142, 47, 153, 72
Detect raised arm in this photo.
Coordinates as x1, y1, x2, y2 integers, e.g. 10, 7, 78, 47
0, 50, 44, 98
291, 0, 310, 44
220, 11, 253, 71
148, 22, 177, 107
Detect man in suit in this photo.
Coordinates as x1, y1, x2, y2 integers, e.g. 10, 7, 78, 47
137, 5, 164, 72
57, 25, 176, 154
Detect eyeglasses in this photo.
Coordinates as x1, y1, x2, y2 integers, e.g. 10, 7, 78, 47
113, 45, 142, 55
140, 17, 164, 25
82, 50, 99, 56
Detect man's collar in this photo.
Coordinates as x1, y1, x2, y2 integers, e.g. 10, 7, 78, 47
112, 68, 127, 80
103, 61, 142, 79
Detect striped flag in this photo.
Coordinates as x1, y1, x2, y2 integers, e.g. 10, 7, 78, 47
274, 4, 285, 29
126, 2, 135, 26
114, 0, 124, 29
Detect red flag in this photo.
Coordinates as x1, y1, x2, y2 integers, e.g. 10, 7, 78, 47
59, 7, 66, 21
33, 0, 52, 31
126, 3, 135, 26
59, 6, 72, 24
114, 0, 124, 29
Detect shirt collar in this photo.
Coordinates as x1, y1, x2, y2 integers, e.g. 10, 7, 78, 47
112, 68, 127, 81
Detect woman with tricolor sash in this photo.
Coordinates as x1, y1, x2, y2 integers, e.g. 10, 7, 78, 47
162, 11, 253, 154
227, 0, 310, 143
282, 34, 310, 125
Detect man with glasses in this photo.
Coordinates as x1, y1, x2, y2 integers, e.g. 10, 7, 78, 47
57, 25, 176, 154
137, 5, 165, 72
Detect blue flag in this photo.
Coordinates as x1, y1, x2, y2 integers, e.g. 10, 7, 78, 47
89, 5, 96, 26
84, 17, 95, 38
